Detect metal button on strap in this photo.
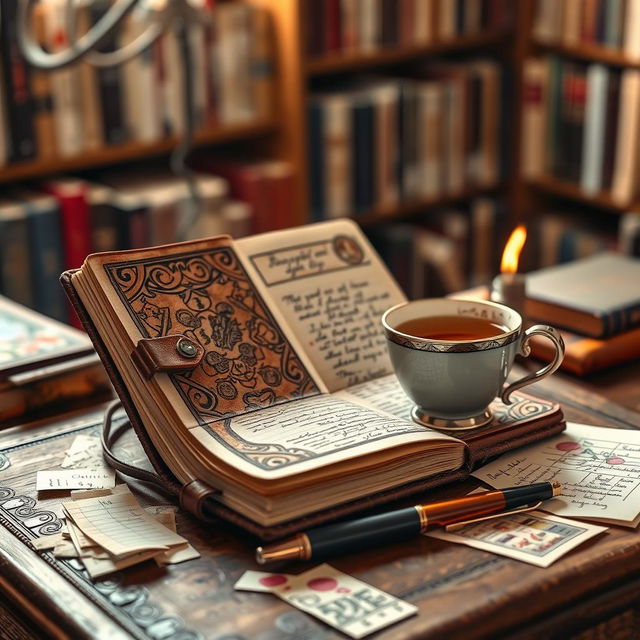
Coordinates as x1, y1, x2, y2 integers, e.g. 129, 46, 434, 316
176, 338, 198, 358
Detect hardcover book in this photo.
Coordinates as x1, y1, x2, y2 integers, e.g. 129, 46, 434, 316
526, 252, 640, 337
63, 219, 564, 537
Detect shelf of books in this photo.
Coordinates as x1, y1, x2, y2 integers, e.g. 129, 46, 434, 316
0, 119, 277, 184
306, 30, 510, 76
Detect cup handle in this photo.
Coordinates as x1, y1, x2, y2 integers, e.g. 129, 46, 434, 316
501, 325, 565, 405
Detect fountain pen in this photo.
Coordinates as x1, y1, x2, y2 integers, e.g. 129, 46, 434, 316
256, 481, 561, 564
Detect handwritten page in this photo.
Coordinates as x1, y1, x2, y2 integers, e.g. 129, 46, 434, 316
235, 564, 417, 638
426, 511, 607, 567
236, 220, 406, 392
63, 491, 187, 556
36, 469, 115, 491
473, 423, 640, 526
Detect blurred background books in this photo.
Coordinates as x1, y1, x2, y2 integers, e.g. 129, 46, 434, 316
1, 0, 639, 381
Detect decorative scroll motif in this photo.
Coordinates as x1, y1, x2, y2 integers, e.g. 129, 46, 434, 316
493, 393, 552, 425
385, 329, 520, 353
0, 452, 9, 471
0, 487, 64, 536
105, 247, 320, 425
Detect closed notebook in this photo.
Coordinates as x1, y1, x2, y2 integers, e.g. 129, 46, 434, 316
62, 219, 564, 539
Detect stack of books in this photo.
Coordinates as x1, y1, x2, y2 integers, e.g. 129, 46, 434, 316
308, 61, 503, 220
522, 56, 640, 204
0, 295, 110, 422
526, 252, 640, 375
304, 0, 513, 58
0, 0, 274, 166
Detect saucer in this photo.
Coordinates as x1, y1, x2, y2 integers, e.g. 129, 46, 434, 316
411, 406, 493, 431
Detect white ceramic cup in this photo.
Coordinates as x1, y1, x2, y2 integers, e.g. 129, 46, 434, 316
382, 298, 565, 430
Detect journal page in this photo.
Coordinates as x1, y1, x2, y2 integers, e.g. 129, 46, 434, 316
235, 219, 407, 392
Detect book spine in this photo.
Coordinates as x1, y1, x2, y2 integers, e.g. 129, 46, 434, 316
611, 69, 640, 203
325, 0, 342, 52
251, 7, 274, 121
340, 0, 359, 52
624, 0, 640, 60
352, 100, 375, 215
91, 3, 128, 145
27, 203, 66, 320
358, 0, 379, 52
307, 101, 325, 221
324, 96, 352, 219
0, 207, 33, 308
604, 0, 623, 48
521, 59, 548, 179
580, 64, 608, 194
601, 69, 620, 190
419, 83, 443, 198
0, 0, 37, 161
0, 60, 7, 167
31, 4, 57, 160
305, 0, 326, 56
374, 88, 399, 208
566, 64, 587, 183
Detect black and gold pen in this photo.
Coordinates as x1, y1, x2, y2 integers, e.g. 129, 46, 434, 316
256, 481, 562, 564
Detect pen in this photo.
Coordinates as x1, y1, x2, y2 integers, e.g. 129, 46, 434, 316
256, 481, 561, 564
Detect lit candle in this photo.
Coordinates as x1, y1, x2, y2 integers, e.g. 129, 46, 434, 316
491, 225, 527, 317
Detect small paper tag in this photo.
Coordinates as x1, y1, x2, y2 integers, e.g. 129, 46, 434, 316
235, 565, 416, 638
61, 435, 105, 469
36, 469, 116, 491
234, 570, 295, 593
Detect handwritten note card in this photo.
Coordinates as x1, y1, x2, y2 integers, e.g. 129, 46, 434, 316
61, 435, 105, 470
473, 423, 640, 526
36, 469, 115, 491
426, 511, 607, 567
63, 491, 186, 556
235, 564, 416, 638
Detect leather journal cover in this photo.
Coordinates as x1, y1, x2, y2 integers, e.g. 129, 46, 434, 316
60, 220, 565, 540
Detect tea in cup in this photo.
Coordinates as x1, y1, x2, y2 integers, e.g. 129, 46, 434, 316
381, 298, 565, 430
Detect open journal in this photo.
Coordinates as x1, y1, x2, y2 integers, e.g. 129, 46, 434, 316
66, 219, 564, 530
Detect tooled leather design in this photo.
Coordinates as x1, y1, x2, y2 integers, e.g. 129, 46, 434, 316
103, 247, 320, 424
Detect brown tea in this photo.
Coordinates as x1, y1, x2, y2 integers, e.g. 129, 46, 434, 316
395, 315, 508, 341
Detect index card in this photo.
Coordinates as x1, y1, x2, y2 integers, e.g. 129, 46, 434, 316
473, 423, 640, 525
61, 435, 105, 469
63, 491, 187, 556
37, 469, 115, 491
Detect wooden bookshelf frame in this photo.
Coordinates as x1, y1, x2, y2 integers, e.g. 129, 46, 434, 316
306, 30, 510, 76
533, 40, 640, 69
0, 119, 277, 184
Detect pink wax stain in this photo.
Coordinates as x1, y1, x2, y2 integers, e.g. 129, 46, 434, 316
259, 574, 288, 587
307, 577, 338, 591
607, 457, 625, 465
556, 441, 581, 452
336, 587, 351, 594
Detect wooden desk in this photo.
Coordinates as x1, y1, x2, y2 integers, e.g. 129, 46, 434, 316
1, 362, 639, 640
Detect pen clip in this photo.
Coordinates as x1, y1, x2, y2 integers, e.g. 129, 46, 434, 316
444, 501, 543, 532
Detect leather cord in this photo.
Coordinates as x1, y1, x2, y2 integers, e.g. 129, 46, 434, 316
101, 400, 170, 489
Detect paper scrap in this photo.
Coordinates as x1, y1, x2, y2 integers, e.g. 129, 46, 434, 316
234, 570, 295, 593
63, 491, 187, 556
71, 484, 129, 500
53, 541, 79, 558
80, 549, 161, 579
37, 469, 116, 492
31, 533, 66, 550
472, 423, 640, 526
235, 564, 417, 638
146, 508, 200, 565
61, 435, 105, 469
425, 511, 607, 567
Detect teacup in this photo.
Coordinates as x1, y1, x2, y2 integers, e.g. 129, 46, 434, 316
381, 298, 565, 431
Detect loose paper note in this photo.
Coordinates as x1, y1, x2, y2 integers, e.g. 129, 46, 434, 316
36, 469, 116, 491
61, 435, 106, 470
235, 564, 417, 638
473, 423, 640, 526
426, 511, 607, 567
63, 491, 186, 556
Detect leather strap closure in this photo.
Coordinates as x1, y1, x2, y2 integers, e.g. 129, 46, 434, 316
131, 334, 204, 379
180, 480, 221, 520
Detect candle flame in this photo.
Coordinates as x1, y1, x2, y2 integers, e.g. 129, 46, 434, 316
500, 226, 527, 274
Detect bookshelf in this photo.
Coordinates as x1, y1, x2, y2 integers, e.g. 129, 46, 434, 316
0, 119, 277, 184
